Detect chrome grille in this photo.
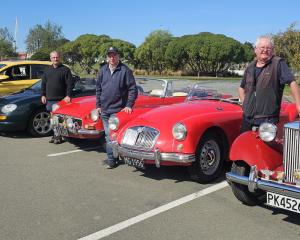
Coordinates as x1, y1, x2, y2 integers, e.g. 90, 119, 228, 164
121, 126, 159, 149
56, 114, 82, 127
283, 122, 300, 183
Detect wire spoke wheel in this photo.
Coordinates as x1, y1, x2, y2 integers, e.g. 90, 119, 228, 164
199, 140, 220, 175
188, 131, 225, 183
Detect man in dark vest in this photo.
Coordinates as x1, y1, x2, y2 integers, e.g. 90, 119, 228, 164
239, 35, 300, 133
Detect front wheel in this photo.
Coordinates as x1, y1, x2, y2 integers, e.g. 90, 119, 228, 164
188, 132, 225, 183
27, 108, 52, 137
230, 161, 265, 206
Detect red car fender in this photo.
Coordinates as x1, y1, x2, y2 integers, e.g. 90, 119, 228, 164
229, 131, 282, 170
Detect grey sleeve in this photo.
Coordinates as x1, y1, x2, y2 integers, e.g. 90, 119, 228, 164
278, 60, 295, 85
96, 69, 103, 108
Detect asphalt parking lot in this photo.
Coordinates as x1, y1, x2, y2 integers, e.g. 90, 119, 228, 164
0, 131, 300, 240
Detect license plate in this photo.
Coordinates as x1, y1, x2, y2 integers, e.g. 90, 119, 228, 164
124, 157, 145, 169
267, 192, 300, 214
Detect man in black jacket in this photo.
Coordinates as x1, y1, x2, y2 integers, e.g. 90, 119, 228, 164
41, 51, 74, 143
239, 35, 300, 133
96, 47, 138, 168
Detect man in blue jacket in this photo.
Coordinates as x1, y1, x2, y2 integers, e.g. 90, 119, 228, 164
96, 47, 138, 168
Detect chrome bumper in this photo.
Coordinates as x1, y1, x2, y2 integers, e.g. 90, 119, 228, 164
226, 170, 300, 199
77, 129, 102, 135
111, 141, 195, 168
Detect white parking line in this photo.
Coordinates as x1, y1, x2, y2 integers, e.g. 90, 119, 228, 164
47, 147, 100, 157
78, 181, 228, 240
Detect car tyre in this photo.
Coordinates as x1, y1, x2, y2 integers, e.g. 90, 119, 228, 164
188, 132, 225, 183
27, 108, 52, 137
230, 161, 265, 206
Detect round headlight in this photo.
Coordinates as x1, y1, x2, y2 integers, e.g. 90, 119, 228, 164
50, 115, 59, 126
1, 104, 17, 113
108, 115, 120, 131
66, 118, 74, 129
172, 123, 187, 141
259, 123, 277, 142
52, 103, 60, 112
91, 109, 99, 121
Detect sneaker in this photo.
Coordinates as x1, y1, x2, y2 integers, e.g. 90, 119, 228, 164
105, 160, 118, 169
106, 164, 116, 169
49, 136, 55, 143
53, 137, 64, 144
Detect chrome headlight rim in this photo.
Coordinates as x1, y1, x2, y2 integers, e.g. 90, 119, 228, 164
258, 122, 277, 142
108, 115, 120, 131
90, 109, 99, 122
66, 118, 74, 129
52, 103, 60, 112
1, 104, 17, 113
50, 115, 59, 126
172, 122, 187, 141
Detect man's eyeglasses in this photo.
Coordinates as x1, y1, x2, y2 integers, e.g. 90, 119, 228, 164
257, 47, 273, 51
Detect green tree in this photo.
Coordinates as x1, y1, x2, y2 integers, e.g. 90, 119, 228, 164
61, 34, 136, 74
273, 23, 300, 72
25, 21, 65, 54
0, 27, 16, 59
165, 32, 247, 76
135, 30, 173, 74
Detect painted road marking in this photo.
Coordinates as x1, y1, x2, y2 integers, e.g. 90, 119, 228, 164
47, 147, 100, 157
78, 181, 228, 240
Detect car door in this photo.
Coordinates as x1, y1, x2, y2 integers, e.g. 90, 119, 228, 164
0, 64, 48, 95
0, 64, 32, 94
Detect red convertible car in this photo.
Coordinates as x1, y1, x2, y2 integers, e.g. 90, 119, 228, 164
50, 78, 190, 139
110, 85, 242, 183
226, 103, 300, 214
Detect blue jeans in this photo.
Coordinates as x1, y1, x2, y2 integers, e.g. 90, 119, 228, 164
101, 112, 118, 165
46, 101, 58, 111
46, 101, 60, 138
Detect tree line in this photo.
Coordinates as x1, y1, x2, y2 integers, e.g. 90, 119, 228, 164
1, 21, 300, 76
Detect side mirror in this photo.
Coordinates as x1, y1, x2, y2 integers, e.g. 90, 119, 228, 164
0, 75, 9, 81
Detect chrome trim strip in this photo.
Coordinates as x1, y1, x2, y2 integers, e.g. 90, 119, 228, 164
77, 129, 102, 135
111, 141, 195, 164
226, 172, 300, 199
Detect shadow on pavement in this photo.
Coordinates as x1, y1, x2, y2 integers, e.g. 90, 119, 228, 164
258, 204, 300, 225
0, 131, 40, 139
128, 162, 227, 184
63, 136, 106, 153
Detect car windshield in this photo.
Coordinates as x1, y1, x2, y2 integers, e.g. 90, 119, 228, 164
25, 77, 97, 93
136, 78, 190, 97
73, 78, 96, 91
0, 63, 7, 70
186, 84, 223, 100
136, 78, 166, 97
27, 80, 42, 91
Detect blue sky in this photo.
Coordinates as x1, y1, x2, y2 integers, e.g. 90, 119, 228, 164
1, 0, 300, 52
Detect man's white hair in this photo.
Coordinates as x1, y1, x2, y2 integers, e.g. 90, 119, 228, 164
50, 50, 61, 57
255, 35, 274, 48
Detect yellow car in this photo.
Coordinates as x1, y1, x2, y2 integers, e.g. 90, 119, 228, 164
0, 61, 52, 96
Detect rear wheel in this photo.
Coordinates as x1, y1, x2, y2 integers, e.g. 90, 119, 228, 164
27, 108, 52, 137
230, 161, 265, 206
188, 132, 225, 183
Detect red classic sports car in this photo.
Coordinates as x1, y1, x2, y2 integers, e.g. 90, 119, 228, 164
50, 78, 190, 139
110, 85, 242, 183
226, 103, 300, 214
